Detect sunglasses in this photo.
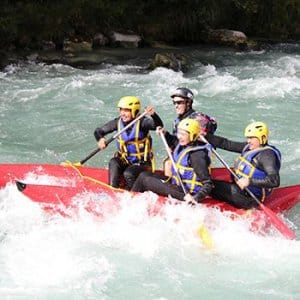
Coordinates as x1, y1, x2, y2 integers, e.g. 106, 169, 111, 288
173, 100, 186, 105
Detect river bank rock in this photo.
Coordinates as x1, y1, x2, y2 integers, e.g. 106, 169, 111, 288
206, 29, 249, 49
109, 31, 143, 48
41, 40, 56, 51
63, 39, 93, 53
148, 52, 190, 72
92, 33, 109, 48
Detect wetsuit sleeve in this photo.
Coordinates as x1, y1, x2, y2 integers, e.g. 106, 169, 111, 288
141, 112, 164, 130
250, 149, 280, 188
206, 133, 246, 153
94, 118, 118, 141
164, 131, 179, 150
151, 112, 164, 128
189, 150, 213, 202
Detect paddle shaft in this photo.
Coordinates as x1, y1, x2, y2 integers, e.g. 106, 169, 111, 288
200, 135, 269, 206
160, 132, 214, 247
200, 135, 295, 240
80, 111, 148, 165
159, 132, 187, 194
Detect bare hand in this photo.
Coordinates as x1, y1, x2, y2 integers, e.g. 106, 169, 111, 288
184, 193, 197, 205
145, 106, 155, 115
156, 126, 165, 136
236, 177, 250, 190
98, 138, 107, 150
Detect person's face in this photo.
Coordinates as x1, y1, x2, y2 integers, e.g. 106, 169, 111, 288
177, 129, 190, 145
246, 136, 260, 150
172, 96, 188, 116
119, 108, 133, 122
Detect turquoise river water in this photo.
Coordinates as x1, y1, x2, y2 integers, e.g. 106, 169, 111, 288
0, 45, 299, 299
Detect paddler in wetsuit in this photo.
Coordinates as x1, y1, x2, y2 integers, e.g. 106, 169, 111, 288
94, 96, 163, 189
162, 87, 217, 175
131, 118, 213, 203
206, 121, 281, 209
164, 87, 217, 148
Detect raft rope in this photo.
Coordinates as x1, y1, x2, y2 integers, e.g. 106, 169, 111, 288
63, 161, 125, 192
63, 161, 255, 223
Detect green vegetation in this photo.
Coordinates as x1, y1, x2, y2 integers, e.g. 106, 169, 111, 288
0, 0, 299, 50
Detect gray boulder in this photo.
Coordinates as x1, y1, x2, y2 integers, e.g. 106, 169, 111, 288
207, 29, 248, 48
148, 52, 190, 72
109, 31, 142, 48
42, 40, 56, 51
63, 39, 92, 52
93, 33, 109, 48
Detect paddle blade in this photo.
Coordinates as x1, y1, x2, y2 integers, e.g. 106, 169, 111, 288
260, 203, 295, 240
61, 161, 82, 167
197, 224, 213, 249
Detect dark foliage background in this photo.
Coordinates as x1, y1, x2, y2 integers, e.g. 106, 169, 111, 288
0, 0, 299, 49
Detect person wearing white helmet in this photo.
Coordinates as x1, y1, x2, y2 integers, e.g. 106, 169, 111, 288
162, 87, 217, 175
206, 121, 281, 209
94, 96, 163, 189
166, 87, 217, 145
131, 118, 213, 203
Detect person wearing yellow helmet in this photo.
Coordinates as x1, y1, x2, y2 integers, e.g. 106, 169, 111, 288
244, 121, 269, 145
94, 96, 163, 189
206, 121, 281, 209
117, 96, 141, 119
131, 118, 213, 203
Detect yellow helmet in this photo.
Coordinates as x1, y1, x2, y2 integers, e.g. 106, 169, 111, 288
177, 118, 201, 142
118, 96, 141, 118
244, 121, 268, 145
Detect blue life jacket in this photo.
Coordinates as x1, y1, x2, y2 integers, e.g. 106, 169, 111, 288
116, 118, 153, 165
234, 145, 281, 200
171, 144, 212, 195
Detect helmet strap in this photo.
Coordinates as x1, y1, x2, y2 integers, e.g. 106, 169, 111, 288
261, 135, 267, 145
185, 99, 192, 111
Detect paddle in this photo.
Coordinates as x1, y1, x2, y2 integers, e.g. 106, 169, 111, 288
200, 135, 295, 240
159, 131, 187, 194
70, 110, 148, 166
159, 131, 213, 248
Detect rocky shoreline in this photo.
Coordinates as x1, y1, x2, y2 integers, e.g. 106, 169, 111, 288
0, 29, 298, 72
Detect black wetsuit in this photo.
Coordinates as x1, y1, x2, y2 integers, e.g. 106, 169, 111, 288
164, 108, 196, 149
206, 134, 280, 209
131, 141, 213, 202
94, 113, 163, 189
